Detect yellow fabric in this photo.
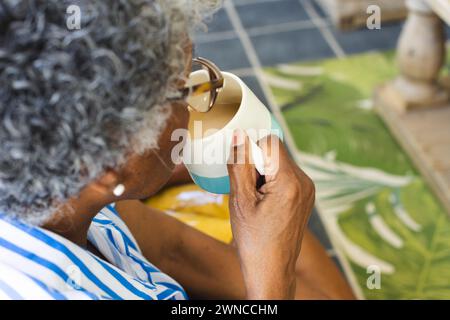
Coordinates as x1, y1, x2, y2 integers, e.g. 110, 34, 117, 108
145, 184, 233, 243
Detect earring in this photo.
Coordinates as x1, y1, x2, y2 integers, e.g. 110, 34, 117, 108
113, 184, 125, 197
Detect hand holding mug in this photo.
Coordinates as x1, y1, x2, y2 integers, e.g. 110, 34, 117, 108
227, 132, 315, 300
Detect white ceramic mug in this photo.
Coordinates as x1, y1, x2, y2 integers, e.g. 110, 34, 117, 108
182, 70, 283, 194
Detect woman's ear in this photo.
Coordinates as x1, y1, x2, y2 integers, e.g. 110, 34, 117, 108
89, 170, 121, 198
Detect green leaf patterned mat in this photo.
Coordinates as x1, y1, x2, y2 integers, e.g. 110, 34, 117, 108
264, 51, 450, 299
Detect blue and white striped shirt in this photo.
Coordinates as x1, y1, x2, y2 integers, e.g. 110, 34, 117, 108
0, 204, 187, 300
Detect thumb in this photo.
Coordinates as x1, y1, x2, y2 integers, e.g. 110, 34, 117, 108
227, 129, 258, 202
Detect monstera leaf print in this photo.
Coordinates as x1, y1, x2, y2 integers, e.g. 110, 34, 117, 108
264, 51, 450, 299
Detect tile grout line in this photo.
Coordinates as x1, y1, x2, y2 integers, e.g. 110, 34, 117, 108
195, 30, 237, 43
233, 0, 289, 7
223, 0, 299, 155
195, 18, 331, 44
247, 18, 330, 37
300, 0, 347, 58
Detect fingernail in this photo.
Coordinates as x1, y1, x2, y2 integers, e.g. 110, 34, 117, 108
232, 129, 246, 147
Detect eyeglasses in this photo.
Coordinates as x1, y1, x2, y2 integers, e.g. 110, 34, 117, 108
178, 57, 224, 113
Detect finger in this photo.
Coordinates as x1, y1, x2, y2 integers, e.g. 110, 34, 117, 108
227, 129, 258, 202
257, 135, 290, 182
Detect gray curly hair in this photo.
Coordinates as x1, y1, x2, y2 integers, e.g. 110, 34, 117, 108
0, 0, 219, 224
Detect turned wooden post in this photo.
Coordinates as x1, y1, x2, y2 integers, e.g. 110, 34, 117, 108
389, 0, 448, 111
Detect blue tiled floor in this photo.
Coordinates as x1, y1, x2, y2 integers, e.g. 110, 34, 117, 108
196, 0, 407, 67
332, 22, 403, 55
236, 0, 310, 29
193, 0, 410, 253
251, 28, 335, 65
309, 0, 328, 18
202, 8, 234, 33
195, 38, 251, 70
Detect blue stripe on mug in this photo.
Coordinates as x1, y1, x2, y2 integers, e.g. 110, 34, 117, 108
192, 115, 284, 195
270, 114, 284, 141
190, 172, 230, 195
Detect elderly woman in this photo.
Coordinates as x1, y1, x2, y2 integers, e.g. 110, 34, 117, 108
0, 0, 354, 299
